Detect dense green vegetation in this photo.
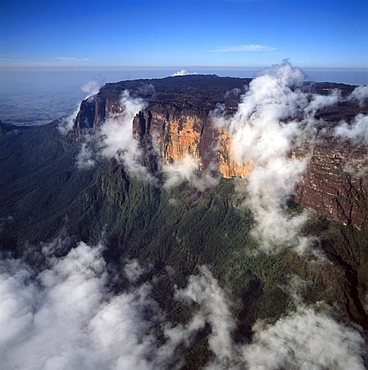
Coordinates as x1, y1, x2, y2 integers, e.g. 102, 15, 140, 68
1, 115, 367, 368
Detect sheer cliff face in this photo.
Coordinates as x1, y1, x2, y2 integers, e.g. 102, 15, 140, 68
73, 76, 368, 230
132, 109, 251, 178
296, 140, 368, 230
74, 76, 252, 178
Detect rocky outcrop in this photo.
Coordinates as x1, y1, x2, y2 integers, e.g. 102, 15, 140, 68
216, 128, 251, 178
73, 75, 368, 229
296, 139, 368, 230
74, 95, 120, 135
74, 75, 252, 178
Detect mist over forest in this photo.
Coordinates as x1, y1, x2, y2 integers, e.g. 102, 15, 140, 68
1, 62, 368, 369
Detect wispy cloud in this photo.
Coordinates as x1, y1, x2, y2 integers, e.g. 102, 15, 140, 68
208, 44, 276, 52
171, 69, 197, 76
58, 80, 103, 136
57, 56, 90, 63
0, 56, 91, 68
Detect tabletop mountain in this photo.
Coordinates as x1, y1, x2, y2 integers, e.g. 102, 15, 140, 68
1, 69, 367, 369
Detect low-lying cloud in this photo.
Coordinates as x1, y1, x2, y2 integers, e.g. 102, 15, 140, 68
58, 80, 103, 135
0, 242, 162, 370
1, 240, 366, 369
212, 62, 367, 255
162, 155, 219, 191
171, 69, 197, 77
334, 113, 368, 146
348, 85, 368, 107
76, 90, 156, 183
242, 305, 366, 370
66, 63, 367, 254
214, 63, 314, 253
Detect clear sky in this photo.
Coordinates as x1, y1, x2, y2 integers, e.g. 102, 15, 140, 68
1, 0, 367, 70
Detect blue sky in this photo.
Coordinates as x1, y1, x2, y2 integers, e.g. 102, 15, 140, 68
0, 0, 367, 69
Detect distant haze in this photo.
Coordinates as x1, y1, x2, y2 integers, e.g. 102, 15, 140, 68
0, 66, 367, 125
1, 67, 367, 94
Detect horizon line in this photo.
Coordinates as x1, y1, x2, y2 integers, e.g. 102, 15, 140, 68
1, 64, 367, 71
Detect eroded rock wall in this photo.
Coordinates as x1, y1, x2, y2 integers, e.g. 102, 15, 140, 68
296, 139, 368, 230
73, 79, 368, 230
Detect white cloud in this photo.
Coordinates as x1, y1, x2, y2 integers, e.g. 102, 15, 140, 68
175, 266, 236, 362
210, 62, 368, 255
219, 62, 313, 254
334, 114, 368, 146
124, 259, 145, 283
0, 242, 160, 370
209, 44, 276, 52
171, 69, 197, 76
242, 305, 366, 370
57, 56, 90, 63
76, 139, 96, 169
162, 154, 220, 191
58, 80, 102, 135
57, 105, 80, 135
75, 90, 157, 183
0, 242, 366, 370
304, 88, 341, 116
81, 80, 102, 98
349, 85, 368, 107
176, 267, 366, 370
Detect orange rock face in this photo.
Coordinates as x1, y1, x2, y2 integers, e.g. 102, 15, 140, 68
161, 117, 201, 163
216, 128, 252, 178
151, 113, 251, 178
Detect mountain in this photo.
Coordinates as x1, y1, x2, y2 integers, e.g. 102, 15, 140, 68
1, 66, 368, 369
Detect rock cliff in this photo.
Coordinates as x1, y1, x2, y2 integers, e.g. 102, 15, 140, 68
295, 103, 368, 230
74, 75, 252, 178
296, 139, 368, 230
73, 75, 368, 230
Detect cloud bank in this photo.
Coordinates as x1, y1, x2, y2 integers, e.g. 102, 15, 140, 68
348, 85, 368, 107
215, 63, 314, 253
1, 242, 157, 370
209, 62, 368, 255
1, 240, 366, 370
242, 305, 366, 370
162, 155, 220, 191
